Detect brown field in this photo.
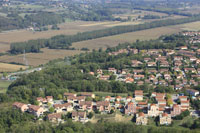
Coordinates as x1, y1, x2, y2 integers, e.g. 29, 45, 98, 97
0, 48, 83, 66
0, 63, 26, 72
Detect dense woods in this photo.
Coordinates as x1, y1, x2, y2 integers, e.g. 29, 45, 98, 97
0, 12, 64, 31
10, 14, 200, 54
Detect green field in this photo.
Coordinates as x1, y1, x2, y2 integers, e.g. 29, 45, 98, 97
0, 81, 12, 93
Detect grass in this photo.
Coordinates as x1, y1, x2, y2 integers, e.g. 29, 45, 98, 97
0, 80, 12, 93
179, 21, 200, 31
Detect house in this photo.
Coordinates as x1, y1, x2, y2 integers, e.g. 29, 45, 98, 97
126, 96, 133, 102
46, 96, 53, 104
77, 96, 86, 103
97, 69, 103, 74
116, 96, 122, 101
171, 104, 181, 117
72, 111, 88, 123
187, 89, 199, 96
96, 101, 111, 113
180, 100, 190, 111
125, 102, 136, 115
125, 78, 134, 83
105, 96, 111, 101
148, 104, 159, 117
12, 102, 28, 112
134, 74, 144, 80
79, 101, 93, 112
67, 96, 77, 103
28, 105, 44, 117
135, 90, 143, 101
147, 62, 157, 67
81, 92, 95, 98
99, 75, 110, 80
54, 103, 73, 113
136, 112, 148, 125
64, 93, 77, 98
36, 97, 47, 106
47, 113, 62, 123
132, 60, 143, 67
159, 113, 171, 125
108, 68, 117, 74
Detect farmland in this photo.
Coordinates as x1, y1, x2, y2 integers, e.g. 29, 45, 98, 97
0, 63, 26, 72
0, 19, 200, 67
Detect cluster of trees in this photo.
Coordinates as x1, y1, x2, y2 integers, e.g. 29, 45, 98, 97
0, 12, 64, 31
143, 15, 161, 19
10, 14, 200, 54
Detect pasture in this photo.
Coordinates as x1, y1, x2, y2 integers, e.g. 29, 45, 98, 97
0, 80, 12, 93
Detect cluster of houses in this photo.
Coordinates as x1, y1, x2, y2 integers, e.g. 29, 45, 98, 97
97, 44, 200, 92
12, 89, 193, 125
182, 31, 200, 44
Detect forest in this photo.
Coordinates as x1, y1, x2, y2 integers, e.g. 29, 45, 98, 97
0, 12, 64, 31
10, 14, 200, 54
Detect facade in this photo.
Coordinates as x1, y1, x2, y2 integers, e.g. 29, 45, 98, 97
136, 112, 148, 125
148, 104, 159, 117
171, 104, 181, 117
125, 102, 136, 115
159, 113, 172, 125
135, 90, 143, 101
28, 105, 44, 117
72, 111, 88, 122
48, 113, 62, 123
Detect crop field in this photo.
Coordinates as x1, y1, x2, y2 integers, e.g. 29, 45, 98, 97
0, 63, 26, 72
72, 26, 182, 50
0, 48, 83, 66
178, 21, 200, 31
0, 20, 199, 67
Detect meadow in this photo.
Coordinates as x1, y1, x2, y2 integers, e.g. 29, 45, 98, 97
0, 63, 26, 72
0, 80, 12, 93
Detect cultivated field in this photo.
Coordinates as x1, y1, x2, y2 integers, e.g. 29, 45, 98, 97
0, 48, 83, 66
0, 20, 199, 67
72, 26, 182, 50
0, 63, 26, 72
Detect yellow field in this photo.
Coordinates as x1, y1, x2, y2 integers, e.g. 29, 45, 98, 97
0, 48, 83, 66
0, 63, 26, 72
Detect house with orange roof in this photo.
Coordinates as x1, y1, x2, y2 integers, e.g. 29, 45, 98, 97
72, 111, 88, 123
96, 101, 111, 113
135, 90, 143, 101
136, 112, 148, 125
53, 103, 73, 113
171, 104, 181, 117
148, 104, 159, 117
28, 105, 44, 117
12, 102, 28, 112
159, 113, 171, 125
126, 96, 133, 102
124, 102, 136, 115
79, 101, 93, 112
48, 113, 62, 123
116, 96, 122, 101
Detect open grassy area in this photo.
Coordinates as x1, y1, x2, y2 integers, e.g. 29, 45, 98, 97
0, 80, 12, 93
179, 21, 200, 31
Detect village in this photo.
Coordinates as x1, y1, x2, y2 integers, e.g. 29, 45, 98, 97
12, 31, 200, 126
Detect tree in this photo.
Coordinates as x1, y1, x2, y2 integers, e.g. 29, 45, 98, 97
49, 107, 55, 113
88, 112, 94, 119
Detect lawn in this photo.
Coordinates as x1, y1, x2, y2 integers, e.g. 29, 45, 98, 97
0, 80, 12, 93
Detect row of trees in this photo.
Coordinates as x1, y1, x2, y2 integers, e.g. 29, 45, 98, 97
10, 14, 200, 54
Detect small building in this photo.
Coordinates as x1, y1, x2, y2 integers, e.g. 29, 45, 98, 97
135, 90, 143, 101
148, 104, 159, 117
28, 105, 44, 117
47, 113, 62, 123
159, 113, 171, 125
79, 101, 93, 112
72, 111, 88, 123
171, 104, 181, 117
80, 92, 95, 98
54, 103, 73, 113
125, 102, 136, 115
96, 101, 111, 113
136, 112, 148, 125
12, 102, 28, 112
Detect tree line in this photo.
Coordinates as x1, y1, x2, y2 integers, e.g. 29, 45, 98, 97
10, 14, 200, 54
